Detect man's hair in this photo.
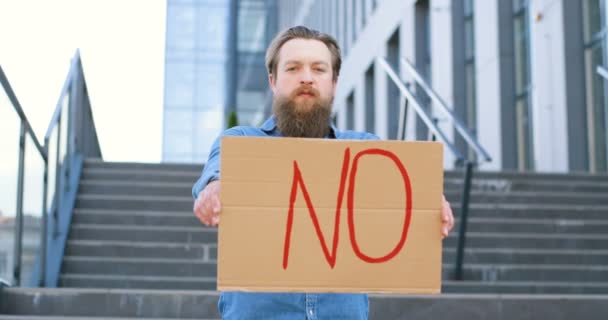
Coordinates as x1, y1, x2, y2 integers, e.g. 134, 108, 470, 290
265, 25, 342, 81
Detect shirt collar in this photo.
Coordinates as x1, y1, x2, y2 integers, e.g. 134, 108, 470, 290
260, 115, 338, 138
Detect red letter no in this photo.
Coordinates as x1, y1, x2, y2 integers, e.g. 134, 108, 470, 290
282, 148, 413, 269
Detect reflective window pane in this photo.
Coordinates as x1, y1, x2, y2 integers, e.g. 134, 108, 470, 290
198, 5, 229, 51
166, 4, 196, 50
195, 63, 226, 111
165, 62, 195, 108
163, 131, 194, 156
239, 6, 266, 52
583, 0, 602, 42
585, 44, 608, 171
164, 109, 194, 133
516, 97, 534, 170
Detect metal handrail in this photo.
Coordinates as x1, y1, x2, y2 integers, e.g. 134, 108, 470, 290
597, 65, 608, 81
377, 56, 492, 282
0, 69, 47, 158
0, 65, 49, 287
401, 57, 492, 163
45, 54, 77, 140
1, 50, 101, 287
377, 57, 465, 161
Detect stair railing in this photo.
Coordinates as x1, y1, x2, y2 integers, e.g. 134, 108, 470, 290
0, 50, 101, 288
377, 56, 492, 281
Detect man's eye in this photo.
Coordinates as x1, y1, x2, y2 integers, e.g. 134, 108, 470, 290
315, 68, 326, 73
286, 67, 296, 71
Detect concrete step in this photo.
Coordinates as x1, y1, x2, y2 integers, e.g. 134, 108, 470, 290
75, 195, 193, 212
445, 263, 608, 282
70, 208, 608, 232
450, 203, 608, 219
368, 293, 608, 319
59, 274, 216, 290
444, 169, 608, 182
442, 280, 608, 294
443, 248, 608, 265
78, 180, 192, 197
443, 232, 608, 249
65, 240, 216, 260
84, 158, 203, 172
444, 178, 608, 193
0, 287, 220, 318
68, 224, 217, 243
71, 209, 198, 227
458, 218, 608, 234
81, 169, 200, 183
445, 190, 608, 205
61, 256, 216, 277
4, 287, 608, 319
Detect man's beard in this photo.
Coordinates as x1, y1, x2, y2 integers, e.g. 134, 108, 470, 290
273, 86, 333, 138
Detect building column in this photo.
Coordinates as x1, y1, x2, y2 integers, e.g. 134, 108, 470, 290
528, 0, 568, 172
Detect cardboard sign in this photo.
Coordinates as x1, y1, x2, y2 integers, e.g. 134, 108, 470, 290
218, 136, 443, 294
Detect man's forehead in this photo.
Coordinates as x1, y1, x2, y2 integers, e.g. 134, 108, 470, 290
278, 38, 332, 64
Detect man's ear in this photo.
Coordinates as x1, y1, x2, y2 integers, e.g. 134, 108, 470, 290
269, 73, 277, 95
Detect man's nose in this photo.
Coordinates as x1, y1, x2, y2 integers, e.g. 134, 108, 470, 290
299, 69, 313, 84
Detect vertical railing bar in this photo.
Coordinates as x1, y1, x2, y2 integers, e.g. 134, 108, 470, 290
40, 138, 50, 287
13, 121, 27, 286
53, 115, 62, 238
454, 161, 474, 280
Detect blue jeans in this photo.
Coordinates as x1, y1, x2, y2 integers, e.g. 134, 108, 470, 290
218, 292, 369, 319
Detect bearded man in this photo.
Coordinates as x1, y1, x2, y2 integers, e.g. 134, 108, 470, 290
192, 25, 454, 320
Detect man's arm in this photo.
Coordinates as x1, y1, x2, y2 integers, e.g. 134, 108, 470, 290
192, 127, 245, 227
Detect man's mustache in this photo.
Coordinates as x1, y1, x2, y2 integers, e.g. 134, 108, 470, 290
290, 86, 320, 99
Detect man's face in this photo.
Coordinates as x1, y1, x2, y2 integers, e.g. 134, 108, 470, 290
269, 38, 337, 138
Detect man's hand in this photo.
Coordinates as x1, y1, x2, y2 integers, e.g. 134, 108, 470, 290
193, 180, 221, 227
441, 194, 454, 239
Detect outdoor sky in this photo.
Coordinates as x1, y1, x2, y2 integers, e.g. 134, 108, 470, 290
0, 0, 167, 163
0, 0, 167, 216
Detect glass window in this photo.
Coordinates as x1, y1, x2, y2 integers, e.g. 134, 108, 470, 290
165, 109, 194, 133
195, 63, 226, 111
346, 92, 355, 130
163, 131, 194, 156
583, 0, 607, 172
237, 90, 266, 112
465, 63, 476, 129
197, 5, 229, 51
195, 110, 224, 131
239, 7, 266, 52
365, 64, 375, 133
515, 97, 534, 170
463, 0, 477, 161
584, 0, 603, 41
166, 4, 196, 51
164, 62, 195, 108
512, 0, 534, 170
464, 19, 475, 59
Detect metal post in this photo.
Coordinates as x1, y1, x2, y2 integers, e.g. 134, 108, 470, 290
40, 138, 50, 287
454, 161, 474, 280
53, 116, 62, 238
12, 121, 27, 286
428, 117, 438, 141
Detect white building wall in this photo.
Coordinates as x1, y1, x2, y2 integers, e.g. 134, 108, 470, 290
430, 0, 456, 169
474, 0, 503, 170
335, 0, 413, 140
529, 0, 569, 172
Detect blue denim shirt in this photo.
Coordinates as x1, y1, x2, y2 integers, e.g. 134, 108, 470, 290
192, 116, 379, 320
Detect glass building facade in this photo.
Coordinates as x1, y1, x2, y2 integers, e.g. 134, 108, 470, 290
162, 0, 276, 163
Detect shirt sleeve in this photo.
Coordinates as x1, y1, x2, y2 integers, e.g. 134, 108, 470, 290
191, 127, 245, 199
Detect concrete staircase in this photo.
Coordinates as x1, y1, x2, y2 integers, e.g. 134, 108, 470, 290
1, 158, 608, 318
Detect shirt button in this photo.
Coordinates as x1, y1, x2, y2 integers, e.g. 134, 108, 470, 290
309, 309, 314, 316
